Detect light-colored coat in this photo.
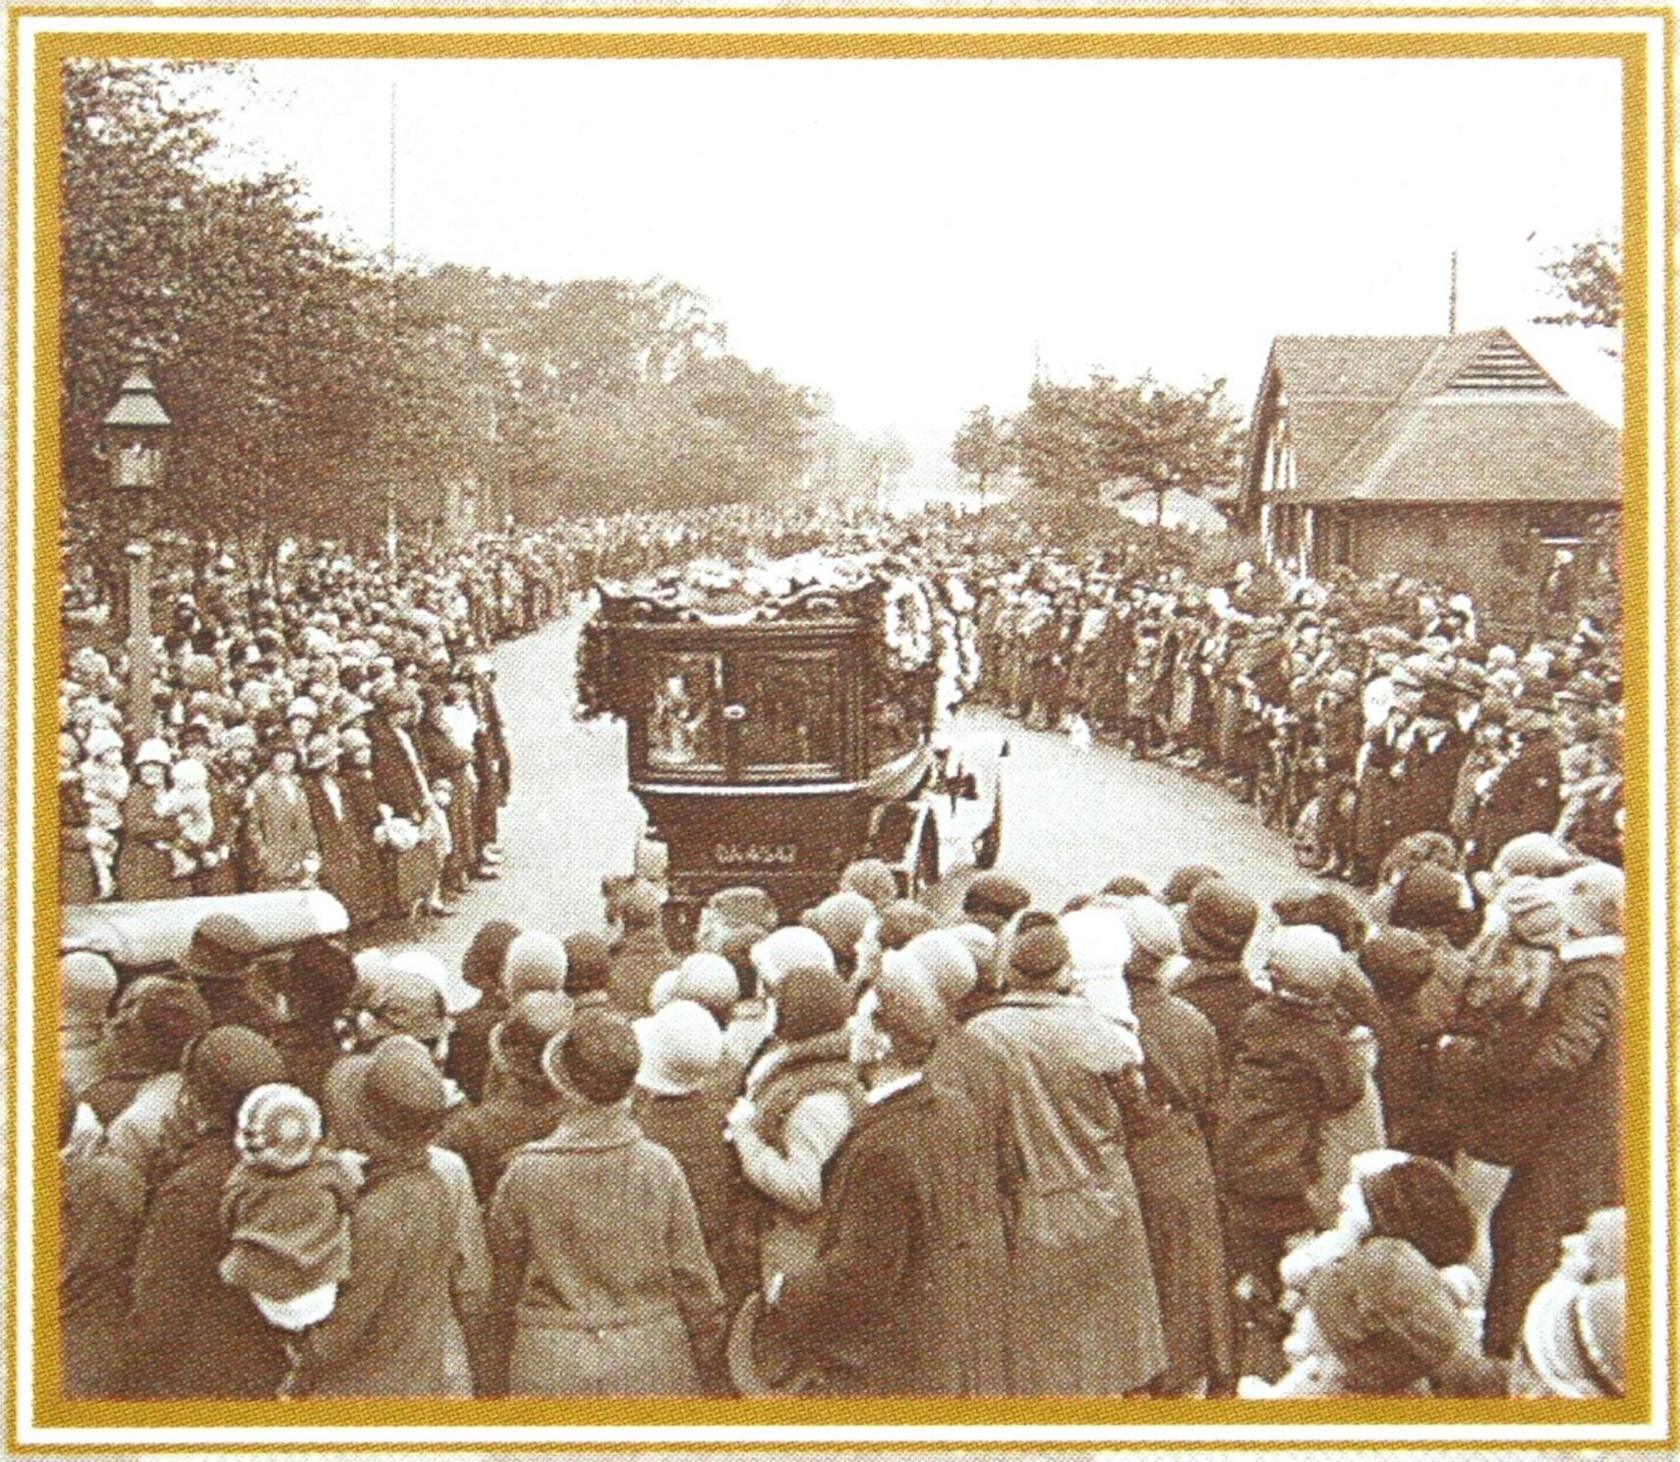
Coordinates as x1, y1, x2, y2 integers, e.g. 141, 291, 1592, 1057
966, 991, 1167, 1395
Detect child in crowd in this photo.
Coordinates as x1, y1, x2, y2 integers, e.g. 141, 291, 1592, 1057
219, 1083, 358, 1334
158, 756, 216, 881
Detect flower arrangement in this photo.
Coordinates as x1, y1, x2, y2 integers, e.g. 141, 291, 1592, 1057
579, 553, 981, 733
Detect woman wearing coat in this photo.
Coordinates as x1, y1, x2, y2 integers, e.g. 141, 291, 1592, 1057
485, 1010, 728, 1396
1117, 899, 1236, 1396
964, 912, 1166, 1396
301, 734, 384, 928
246, 738, 319, 891
1437, 866, 1623, 1357
114, 739, 177, 902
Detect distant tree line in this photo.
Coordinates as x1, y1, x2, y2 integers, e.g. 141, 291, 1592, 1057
61, 60, 855, 566
951, 371, 1245, 529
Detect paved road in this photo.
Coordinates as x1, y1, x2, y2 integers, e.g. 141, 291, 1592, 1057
402, 612, 1304, 963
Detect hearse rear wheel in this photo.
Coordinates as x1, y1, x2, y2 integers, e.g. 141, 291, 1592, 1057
974, 786, 1003, 870
907, 822, 939, 901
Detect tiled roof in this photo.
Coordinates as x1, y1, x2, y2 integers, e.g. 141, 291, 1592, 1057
1251, 327, 1618, 507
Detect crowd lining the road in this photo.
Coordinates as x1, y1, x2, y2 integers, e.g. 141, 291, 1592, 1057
56, 502, 1627, 1403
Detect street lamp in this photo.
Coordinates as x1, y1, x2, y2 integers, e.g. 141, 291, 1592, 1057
100, 361, 172, 740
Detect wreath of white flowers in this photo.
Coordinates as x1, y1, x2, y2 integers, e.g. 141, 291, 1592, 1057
882, 575, 936, 671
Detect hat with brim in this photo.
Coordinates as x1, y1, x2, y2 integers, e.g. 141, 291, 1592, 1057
726, 1292, 822, 1397
347, 1032, 449, 1143
181, 914, 266, 980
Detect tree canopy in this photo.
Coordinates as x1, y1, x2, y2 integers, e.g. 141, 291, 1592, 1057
1534, 234, 1622, 354
1003, 370, 1243, 527
61, 60, 837, 554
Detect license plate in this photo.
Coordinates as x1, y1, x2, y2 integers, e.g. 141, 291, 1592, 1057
714, 842, 798, 868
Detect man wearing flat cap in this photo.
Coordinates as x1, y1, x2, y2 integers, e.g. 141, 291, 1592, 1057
179, 912, 278, 1036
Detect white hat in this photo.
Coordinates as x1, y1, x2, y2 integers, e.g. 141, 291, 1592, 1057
84, 726, 122, 758
389, 947, 482, 1015
287, 696, 320, 722
652, 952, 738, 1021
633, 999, 722, 1096
750, 926, 835, 990
133, 737, 172, 767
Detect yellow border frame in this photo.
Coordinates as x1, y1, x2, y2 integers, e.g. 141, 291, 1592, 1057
7, 6, 1673, 1449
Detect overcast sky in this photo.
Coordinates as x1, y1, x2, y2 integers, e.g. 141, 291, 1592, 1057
198, 56, 1623, 453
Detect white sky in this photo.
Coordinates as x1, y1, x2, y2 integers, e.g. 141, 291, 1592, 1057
197, 56, 1623, 453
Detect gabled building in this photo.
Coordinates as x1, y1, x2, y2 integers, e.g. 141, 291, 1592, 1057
1239, 327, 1620, 595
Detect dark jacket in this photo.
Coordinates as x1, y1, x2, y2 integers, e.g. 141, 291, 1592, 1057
606, 928, 680, 1016
368, 715, 430, 822
446, 992, 509, 1107
1470, 730, 1564, 872
303, 769, 385, 929
124, 1130, 289, 1399
773, 1077, 1008, 1396
440, 1079, 571, 1206
1124, 970, 1235, 1392
1214, 996, 1367, 1236
1439, 936, 1621, 1179
1393, 723, 1470, 843
633, 1085, 753, 1308
294, 1148, 458, 1397
61, 1141, 147, 1398
1172, 955, 1259, 1080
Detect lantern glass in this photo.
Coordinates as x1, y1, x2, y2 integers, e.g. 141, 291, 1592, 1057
111, 432, 166, 491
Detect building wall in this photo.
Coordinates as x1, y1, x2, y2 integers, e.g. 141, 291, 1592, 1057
1338, 503, 1614, 597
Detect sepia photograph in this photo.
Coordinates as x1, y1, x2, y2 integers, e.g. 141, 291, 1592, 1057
7, 5, 1670, 1449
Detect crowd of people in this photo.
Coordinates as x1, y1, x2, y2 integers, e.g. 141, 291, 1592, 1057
59, 839, 1625, 1401
967, 546, 1624, 882
56, 504, 890, 923
55, 500, 1629, 1405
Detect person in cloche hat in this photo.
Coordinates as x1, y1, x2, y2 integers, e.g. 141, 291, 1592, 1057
177, 912, 280, 1035
247, 728, 320, 892
962, 910, 1166, 1395
114, 737, 177, 902
1116, 895, 1235, 1396
289, 1035, 460, 1399
439, 990, 574, 1205
1214, 924, 1369, 1364
1173, 877, 1261, 1076
631, 999, 750, 1308
484, 1009, 728, 1397
727, 962, 864, 1288
124, 1026, 289, 1400
746, 951, 1007, 1397
1466, 683, 1566, 875
59, 950, 118, 1098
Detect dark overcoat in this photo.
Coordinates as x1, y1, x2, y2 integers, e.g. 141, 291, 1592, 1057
1469, 731, 1564, 872
124, 1131, 288, 1399
772, 1077, 1008, 1396
1124, 971, 1235, 1392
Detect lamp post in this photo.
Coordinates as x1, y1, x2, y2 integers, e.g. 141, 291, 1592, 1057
100, 362, 173, 740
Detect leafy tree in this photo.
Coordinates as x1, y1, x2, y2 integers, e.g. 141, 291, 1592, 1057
62, 60, 830, 560
1012, 377, 1105, 512
950, 405, 1014, 505
1534, 235, 1622, 353
1008, 371, 1242, 530
1088, 372, 1245, 526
